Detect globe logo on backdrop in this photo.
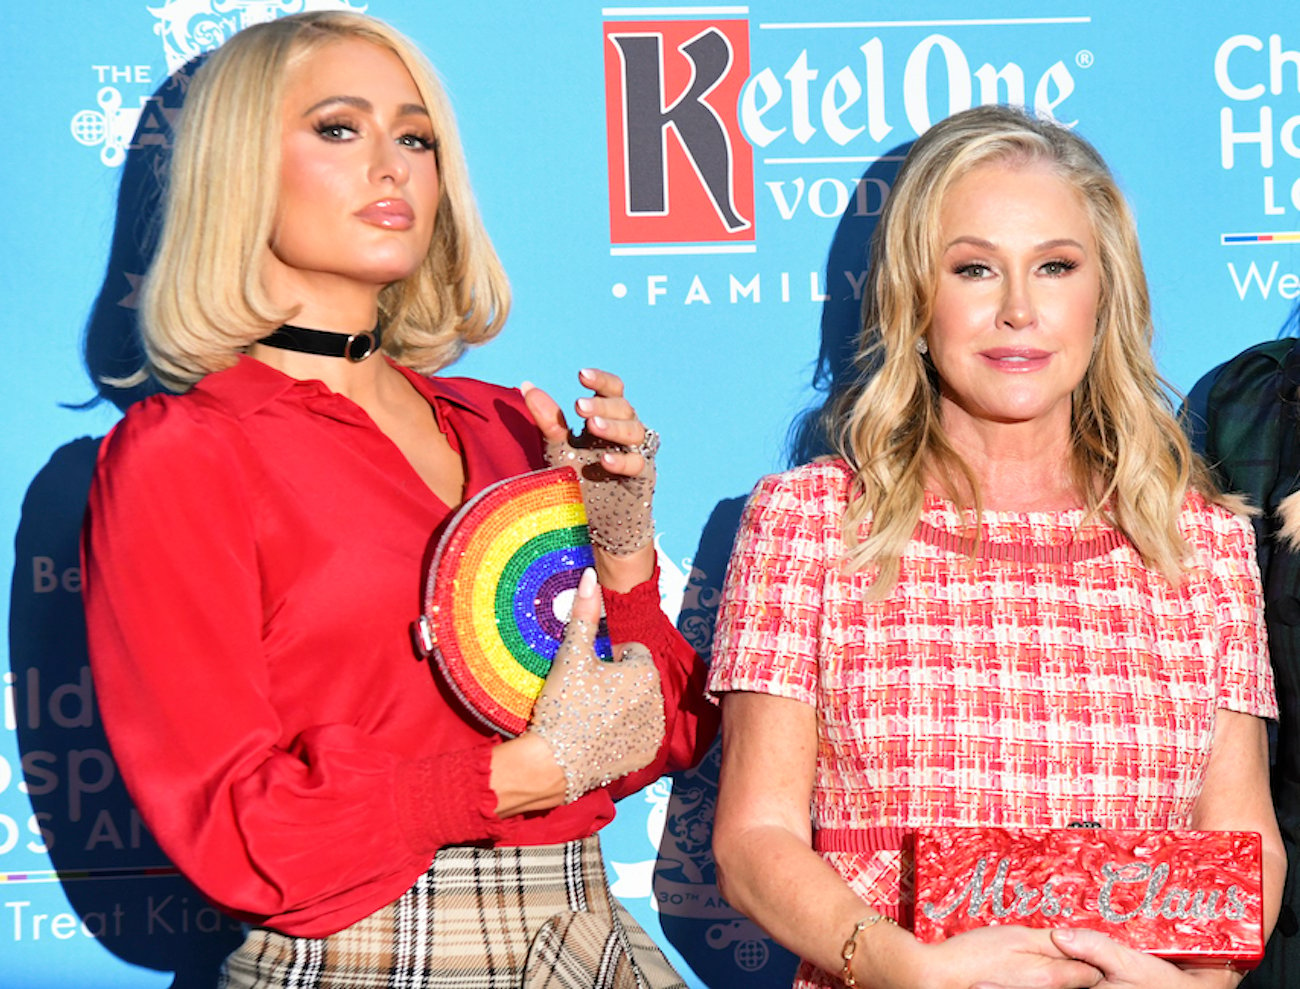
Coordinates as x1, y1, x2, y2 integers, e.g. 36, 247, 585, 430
69, 111, 107, 150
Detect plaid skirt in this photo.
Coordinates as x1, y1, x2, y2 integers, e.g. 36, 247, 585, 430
219, 836, 686, 989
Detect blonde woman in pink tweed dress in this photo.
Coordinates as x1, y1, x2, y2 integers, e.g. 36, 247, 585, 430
708, 105, 1283, 989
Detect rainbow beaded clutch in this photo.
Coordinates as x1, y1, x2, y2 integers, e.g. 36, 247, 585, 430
413, 466, 611, 736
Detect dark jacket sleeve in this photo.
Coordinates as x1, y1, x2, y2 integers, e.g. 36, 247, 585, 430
1203, 338, 1299, 574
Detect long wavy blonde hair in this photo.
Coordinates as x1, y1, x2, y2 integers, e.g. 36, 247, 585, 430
140, 11, 509, 392
835, 104, 1226, 593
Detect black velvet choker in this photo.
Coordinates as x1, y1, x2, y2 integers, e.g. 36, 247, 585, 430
258, 322, 383, 362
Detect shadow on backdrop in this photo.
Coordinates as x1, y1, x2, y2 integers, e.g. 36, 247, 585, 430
785, 149, 910, 467
8, 57, 241, 988
652, 148, 909, 987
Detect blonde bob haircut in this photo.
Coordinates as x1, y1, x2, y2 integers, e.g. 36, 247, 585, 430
835, 104, 1227, 594
141, 11, 509, 392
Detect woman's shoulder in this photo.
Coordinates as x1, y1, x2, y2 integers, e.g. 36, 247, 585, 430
736, 460, 856, 542
110, 386, 234, 443
748, 457, 854, 504
1204, 337, 1300, 430
98, 370, 252, 478
1211, 337, 1297, 391
1177, 488, 1257, 556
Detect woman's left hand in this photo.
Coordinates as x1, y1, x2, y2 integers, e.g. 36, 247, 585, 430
522, 369, 658, 568
972, 928, 1242, 989
526, 567, 665, 803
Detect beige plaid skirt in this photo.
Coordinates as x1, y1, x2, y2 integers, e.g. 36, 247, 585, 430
219, 836, 686, 989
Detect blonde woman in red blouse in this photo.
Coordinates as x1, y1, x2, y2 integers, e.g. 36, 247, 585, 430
80, 12, 715, 988
708, 105, 1282, 989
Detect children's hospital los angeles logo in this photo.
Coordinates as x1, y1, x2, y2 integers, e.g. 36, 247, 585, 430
602, 6, 1092, 261
1215, 31, 1300, 304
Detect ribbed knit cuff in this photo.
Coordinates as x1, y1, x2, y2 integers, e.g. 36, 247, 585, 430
394, 745, 505, 855
601, 563, 666, 646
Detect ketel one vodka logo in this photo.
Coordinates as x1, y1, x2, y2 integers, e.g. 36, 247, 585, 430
604, 18, 755, 246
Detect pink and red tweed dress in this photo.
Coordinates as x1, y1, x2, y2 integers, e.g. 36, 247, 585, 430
708, 459, 1277, 989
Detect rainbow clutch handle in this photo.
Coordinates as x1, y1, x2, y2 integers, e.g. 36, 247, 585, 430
414, 466, 612, 737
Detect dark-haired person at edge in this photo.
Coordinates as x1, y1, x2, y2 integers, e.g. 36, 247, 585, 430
79, 12, 716, 988
707, 104, 1283, 989
1197, 336, 1300, 989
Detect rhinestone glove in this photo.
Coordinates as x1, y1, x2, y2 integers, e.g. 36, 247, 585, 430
528, 615, 666, 805
544, 430, 659, 556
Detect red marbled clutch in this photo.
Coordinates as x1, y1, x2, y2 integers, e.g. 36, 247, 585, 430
912, 827, 1264, 967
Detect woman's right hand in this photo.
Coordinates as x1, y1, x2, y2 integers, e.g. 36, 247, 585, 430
521, 372, 658, 583
906, 925, 1102, 989
526, 567, 666, 804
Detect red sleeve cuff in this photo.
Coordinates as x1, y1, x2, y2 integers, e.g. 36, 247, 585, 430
602, 564, 671, 645
600, 564, 720, 792
395, 745, 506, 855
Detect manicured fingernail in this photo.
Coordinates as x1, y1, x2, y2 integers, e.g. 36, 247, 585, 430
591, 416, 607, 429
601, 452, 618, 466
580, 368, 597, 379
520, 380, 535, 391
578, 568, 597, 598
577, 398, 594, 414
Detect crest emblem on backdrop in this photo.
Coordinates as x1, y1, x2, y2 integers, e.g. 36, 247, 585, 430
148, 0, 369, 74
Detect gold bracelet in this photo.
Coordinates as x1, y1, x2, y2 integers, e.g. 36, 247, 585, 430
839, 913, 896, 987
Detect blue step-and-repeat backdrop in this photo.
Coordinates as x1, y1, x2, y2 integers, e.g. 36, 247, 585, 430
3, 2, 1300, 986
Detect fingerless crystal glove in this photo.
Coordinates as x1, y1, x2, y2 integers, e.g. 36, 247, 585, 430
527, 616, 666, 804
544, 430, 659, 556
